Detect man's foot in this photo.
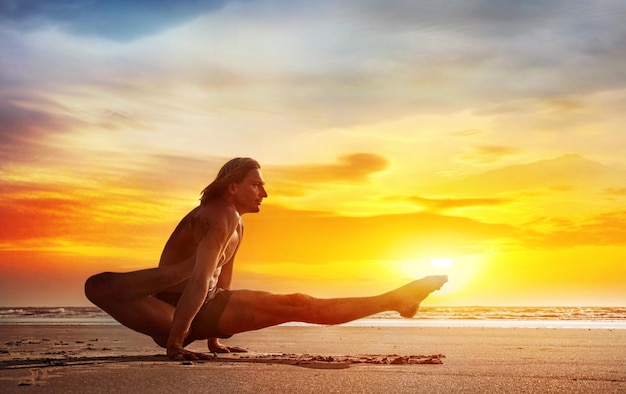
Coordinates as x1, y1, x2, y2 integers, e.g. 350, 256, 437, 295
393, 275, 448, 318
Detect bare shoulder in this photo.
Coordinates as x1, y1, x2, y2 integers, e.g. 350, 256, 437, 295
191, 200, 240, 243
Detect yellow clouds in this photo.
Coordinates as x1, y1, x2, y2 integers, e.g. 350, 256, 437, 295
269, 153, 388, 183
237, 204, 516, 266
234, 203, 514, 300
0, 187, 165, 257
460, 145, 519, 165
231, 151, 626, 305
400, 195, 509, 213
526, 211, 626, 249
258, 153, 392, 214
422, 154, 626, 221
0, 150, 225, 263
474, 247, 626, 306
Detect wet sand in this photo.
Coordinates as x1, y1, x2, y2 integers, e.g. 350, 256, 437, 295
0, 325, 624, 393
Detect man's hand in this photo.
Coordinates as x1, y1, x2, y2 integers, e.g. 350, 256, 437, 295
207, 338, 247, 353
167, 345, 214, 361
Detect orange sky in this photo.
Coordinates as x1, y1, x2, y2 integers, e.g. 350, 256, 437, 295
1, 1, 625, 307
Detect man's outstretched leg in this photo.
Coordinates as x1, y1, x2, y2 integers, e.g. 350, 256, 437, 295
190, 275, 447, 341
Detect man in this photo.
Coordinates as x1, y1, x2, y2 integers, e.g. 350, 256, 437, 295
85, 157, 448, 361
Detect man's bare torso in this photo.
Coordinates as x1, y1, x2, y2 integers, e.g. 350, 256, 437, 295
158, 203, 241, 294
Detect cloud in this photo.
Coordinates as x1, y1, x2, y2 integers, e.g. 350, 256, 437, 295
604, 187, 626, 196
0, 195, 89, 242
0, 101, 79, 166
0, 102, 59, 142
430, 154, 626, 196
402, 195, 509, 212
0, 153, 242, 260
0, 179, 184, 252
239, 204, 517, 264
270, 153, 389, 184
460, 145, 519, 164
346, 1, 626, 91
0, 0, 237, 41
259, 1, 624, 126
350, 0, 573, 29
449, 129, 483, 137
2, 0, 625, 136
524, 210, 626, 248
108, 154, 232, 197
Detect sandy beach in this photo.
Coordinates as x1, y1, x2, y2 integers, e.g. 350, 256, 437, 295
0, 324, 624, 393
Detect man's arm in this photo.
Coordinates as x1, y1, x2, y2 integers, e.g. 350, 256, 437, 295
207, 222, 247, 353
215, 221, 241, 291
167, 210, 238, 361
216, 257, 234, 290
206, 257, 245, 353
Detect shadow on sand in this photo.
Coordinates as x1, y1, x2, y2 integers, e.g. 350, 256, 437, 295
0, 352, 444, 371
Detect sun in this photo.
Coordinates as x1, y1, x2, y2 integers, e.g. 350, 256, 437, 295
395, 257, 455, 278
430, 258, 453, 268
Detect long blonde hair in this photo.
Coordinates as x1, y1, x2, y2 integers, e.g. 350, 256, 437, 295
200, 158, 260, 204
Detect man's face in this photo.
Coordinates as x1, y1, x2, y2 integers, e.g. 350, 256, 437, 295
232, 168, 268, 214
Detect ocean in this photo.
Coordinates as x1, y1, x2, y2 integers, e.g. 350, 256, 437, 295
1, 306, 624, 329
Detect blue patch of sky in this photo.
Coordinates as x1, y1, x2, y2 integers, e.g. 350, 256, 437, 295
0, 0, 245, 41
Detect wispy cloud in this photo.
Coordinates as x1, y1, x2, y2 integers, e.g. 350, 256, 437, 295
604, 187, 626, 197
0, 0, 236, 41
239, 204, 517, 264
272, 153, 389, 183
524, 210, 626, 248
460, 145, 519, 164
4, 0, 625, 133
402, 195, 509, 212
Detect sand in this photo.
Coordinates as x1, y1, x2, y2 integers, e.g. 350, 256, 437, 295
0, 324, 624, 393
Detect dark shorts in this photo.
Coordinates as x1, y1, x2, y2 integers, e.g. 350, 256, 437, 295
156, 289, 233, 340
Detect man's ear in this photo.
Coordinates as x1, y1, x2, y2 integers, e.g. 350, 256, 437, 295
227, 183, 237, 195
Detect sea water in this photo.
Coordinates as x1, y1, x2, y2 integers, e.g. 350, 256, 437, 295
1, 306, 624, 329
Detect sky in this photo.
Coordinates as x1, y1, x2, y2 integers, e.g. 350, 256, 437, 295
1, 0, 625, 307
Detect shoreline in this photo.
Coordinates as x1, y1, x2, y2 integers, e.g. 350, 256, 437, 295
3, 305, 624, 330
1, 325, 624, 393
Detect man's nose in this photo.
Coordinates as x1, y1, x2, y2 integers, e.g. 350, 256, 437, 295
261, 186, 268, 198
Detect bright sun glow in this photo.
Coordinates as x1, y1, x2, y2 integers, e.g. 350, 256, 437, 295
395, 257, 456, 279
430, 258, 453, 268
